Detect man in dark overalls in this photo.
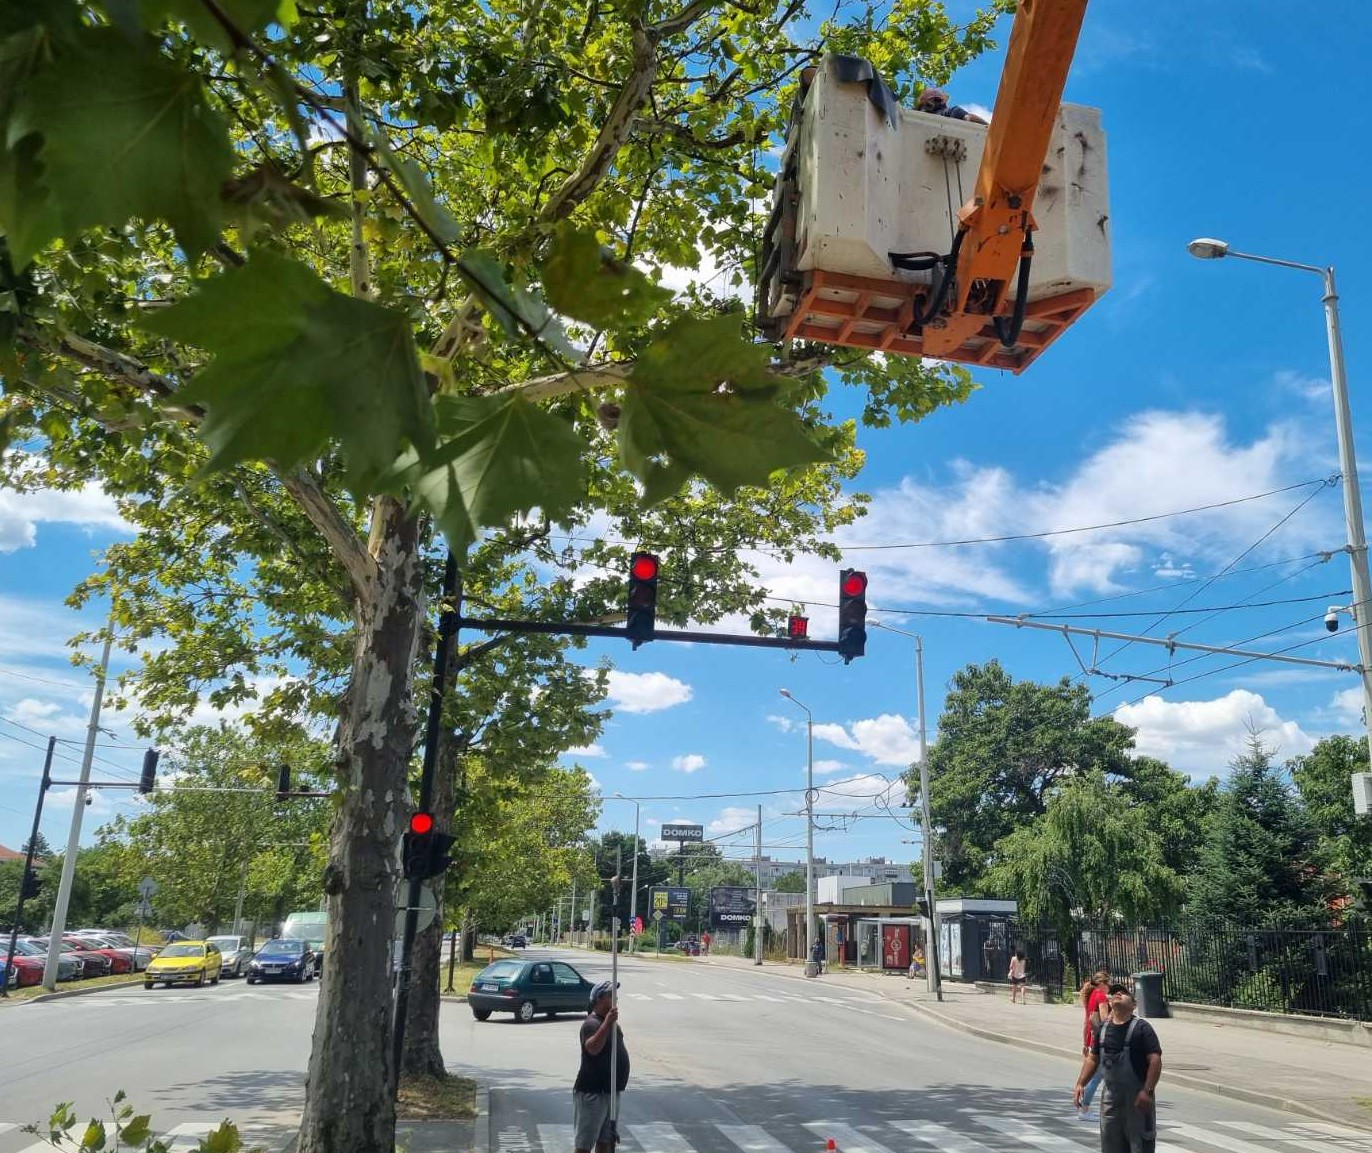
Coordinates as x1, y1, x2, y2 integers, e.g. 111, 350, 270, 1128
1073, 982, 1162, 1153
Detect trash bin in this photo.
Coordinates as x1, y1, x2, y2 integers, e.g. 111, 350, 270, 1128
1132, 970, 1167, 1019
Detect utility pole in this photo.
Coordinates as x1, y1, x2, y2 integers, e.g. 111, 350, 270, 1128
754, 803, 763, 966
779, 689, 816, 973
570, 878, 577, 945
4, 737, 55, 999
43, 634, 112, 992
915, 636, 943, 1001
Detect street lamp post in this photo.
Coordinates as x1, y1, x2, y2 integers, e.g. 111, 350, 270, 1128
779, 689, 816, 974
870, 621, 943, 1001
613, 792, 641, 952
1189, 238, 1372, 782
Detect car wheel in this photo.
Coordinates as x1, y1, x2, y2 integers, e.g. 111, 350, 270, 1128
211, 973, 219, 985
517, 1000, 536, 1023
195, 971, 205, 987
144, 981, 154, 990
246, 977, 256, 985
472, 1008, 491, 1021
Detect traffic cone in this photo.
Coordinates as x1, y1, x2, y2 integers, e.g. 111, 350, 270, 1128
826, 1140, 837, 1152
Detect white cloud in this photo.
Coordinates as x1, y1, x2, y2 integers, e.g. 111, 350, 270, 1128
1329, 687, 1364, 727
809, 773, 906, 814
605, 670, 693, 714
707, 806, 758, 838
0, 469, 130, 553
624, 760, 651, 772
563, 744, 607, 759
813, 759, 849, 775
1113, 689, 1317, 775
672, 754, 707, 774
812, 714, 918, 766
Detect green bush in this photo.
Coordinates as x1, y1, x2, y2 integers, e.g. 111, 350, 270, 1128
31, 1093, 260, 1152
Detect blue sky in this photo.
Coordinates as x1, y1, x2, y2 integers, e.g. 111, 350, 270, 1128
3, 1, 1372, 881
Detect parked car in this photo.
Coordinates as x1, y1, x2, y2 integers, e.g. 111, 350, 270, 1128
61, 935, 132, 974
505, 934, 528, 948
467, 958, 594, 1022
1, 949, 44, 986
34, 937, 112, 977
13, 938, 81, 981
245, 939, 316, 984
206, 935, 254, 978
144, 941, 222, 988
77, 932, 156, 970
0, 959, 16, 988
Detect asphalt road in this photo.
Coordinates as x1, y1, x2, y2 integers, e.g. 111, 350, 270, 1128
3, 947, 1370, 1153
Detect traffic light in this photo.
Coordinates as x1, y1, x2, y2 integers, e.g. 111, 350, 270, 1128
625, 551, 660, 649
20, 867, 40, 900
787, 614, 809, 640
837, 569, 868, 662
276, 763, 291, 801
139, 749, 160, 795
402, 811, 456, 880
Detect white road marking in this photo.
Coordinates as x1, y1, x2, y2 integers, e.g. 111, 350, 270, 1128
1216, 1120, 1353, 1153
625, 1122, 696, 1153
659, 993, 685, 1001
718, 1123, 792, 1152
804, 1121, 900, 1153
891, 1118, 1001, 1153
536, 1123, 574, 1152
162, 1122, 220, 1152
0, 1124, 16, 1137
1290, 1123, 1372, 1145
973, 1115, 1096, 1153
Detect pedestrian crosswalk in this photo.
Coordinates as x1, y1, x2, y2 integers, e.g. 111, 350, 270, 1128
491, 1114, 1372, 1153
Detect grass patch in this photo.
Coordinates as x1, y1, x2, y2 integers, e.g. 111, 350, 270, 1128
397, 1073, 477, 1121
1354, 1097, 1372, 1114
0, 973, 145, 1005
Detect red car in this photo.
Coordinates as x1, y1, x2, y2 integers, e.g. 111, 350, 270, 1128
62, 935, 132, 974
1, 952, 43, 986
33, 937, 113, 978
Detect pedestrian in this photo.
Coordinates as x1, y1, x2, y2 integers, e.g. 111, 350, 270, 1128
1008, 949, 1028, 1003
1073, 982, 1162, 1153
916, 86, 989, 125
701, 930, 711, 956
907, 943, 926, 980
574, 980, 630, 1153
1077, 968, 1110, 1120
810, 937, 825, 975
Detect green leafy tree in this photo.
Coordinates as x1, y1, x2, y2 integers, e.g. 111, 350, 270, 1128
1119, 756, 1220, 880
684, 858, 758, 933
985, 773, 1182, 932
21, 832, 53, 860
1190, 737, 1333, 925
0, 0, 1012, 1145
774, 870, 808, 893
591, 829, 672, 933
923, 661, 1136, 891
1290, 734, 1372, 896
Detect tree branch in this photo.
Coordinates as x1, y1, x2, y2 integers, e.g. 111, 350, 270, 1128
280, 468, 377, 599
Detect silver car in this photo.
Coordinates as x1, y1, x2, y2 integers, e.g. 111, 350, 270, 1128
205, 935, 254, 978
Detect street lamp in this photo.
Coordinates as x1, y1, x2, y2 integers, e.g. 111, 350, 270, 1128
779, 689, 816, 973
1188, 238, 1372, 785
612, 792, 641, 952
869, 620, 943, 1000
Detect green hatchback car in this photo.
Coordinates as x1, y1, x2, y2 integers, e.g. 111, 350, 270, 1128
467, 958, 595, 1022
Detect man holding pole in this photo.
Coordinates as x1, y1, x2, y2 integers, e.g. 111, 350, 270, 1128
574, 857, 629, 1153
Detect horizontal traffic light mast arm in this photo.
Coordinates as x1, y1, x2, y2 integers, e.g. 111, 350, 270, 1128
45, 779, 331, 796
456, 616, 846, 653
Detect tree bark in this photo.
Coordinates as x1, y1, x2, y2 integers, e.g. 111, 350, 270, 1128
401, 709, 459, 1077
296, 499, 425, 1153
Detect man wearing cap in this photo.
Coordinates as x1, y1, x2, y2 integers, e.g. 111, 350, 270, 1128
574, 979, 630, 1153
916, 86, 988, 124
1073, 982, 1162, 1153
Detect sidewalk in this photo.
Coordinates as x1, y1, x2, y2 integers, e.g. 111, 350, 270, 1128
698, 953, 1372, 1130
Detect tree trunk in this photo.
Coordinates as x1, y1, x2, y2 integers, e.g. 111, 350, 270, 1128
296, 502, 425, 1153
402, 714, 458, 1077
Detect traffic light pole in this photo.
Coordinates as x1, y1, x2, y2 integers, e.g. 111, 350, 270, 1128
3, 737, 54, 999
392, 550, 461, 1093
456, 616, 849, 654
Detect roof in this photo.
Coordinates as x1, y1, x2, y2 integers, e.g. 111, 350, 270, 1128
0, 844, 26, 863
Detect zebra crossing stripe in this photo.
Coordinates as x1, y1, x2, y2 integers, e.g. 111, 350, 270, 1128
1216, 1120, 1342, 1153
803, 1121, 900, 1153
973, 1115, 1096, 1153
659, 993, 685, 1001
1290, 1123, 1372, 1144
1169, 1123, 1311, 1153
536, 1123, 573, 1152
625, 1122, 695, 1153
717, 1123, 792, 1152
890, 1118, 1000, 1153
0, 1125, 15, 1137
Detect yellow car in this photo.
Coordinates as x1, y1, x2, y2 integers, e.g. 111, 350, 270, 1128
144, 940, 223, 989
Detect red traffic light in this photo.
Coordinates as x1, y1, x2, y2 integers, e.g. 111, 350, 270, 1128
409, 811, 435, 835
841, 571, 868, 598
630, 552, 660, 581
788, 614, 809, 639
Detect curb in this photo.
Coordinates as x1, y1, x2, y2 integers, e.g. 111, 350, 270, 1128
11, 978, 146, 1006
475, 1083, 490, 1153
903, 999, 1372, 1133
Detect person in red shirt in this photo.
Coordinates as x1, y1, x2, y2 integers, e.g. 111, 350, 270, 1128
700, 931, 711, 956
1078, 968, 1110, 1119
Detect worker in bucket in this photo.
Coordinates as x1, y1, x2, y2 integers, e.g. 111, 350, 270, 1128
916, 86, 988, 124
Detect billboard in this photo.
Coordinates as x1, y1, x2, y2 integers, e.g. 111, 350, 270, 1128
650, 886, 690, 920
661, 823, 704, 842
709, 886, 756, 928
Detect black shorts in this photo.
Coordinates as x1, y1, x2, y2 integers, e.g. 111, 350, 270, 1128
1010, 976, 1026, 985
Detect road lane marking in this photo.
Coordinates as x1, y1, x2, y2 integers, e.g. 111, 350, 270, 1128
749, 994, 786, 1002
1168, 1123, 1303, 1153
718, 1123, 791, 1152
659, 993, 685, 1001
536, 1123, 573, 1152
163, 1123, 219, 1152
891, 1119, 1001, 1153
973, 1115, 1097, 1153
1290, 1124, 1372, 1145
804, 1121, 899, 1153
0, 1124, 15, 1137
625, 1122, 695, 1153
625, 993, 652, 1000
1215, 1121, 1350, 1153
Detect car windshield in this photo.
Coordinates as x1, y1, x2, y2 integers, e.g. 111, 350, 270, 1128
258, 941, 305, 956
160, 944, 204, 958
207, 938, 241, 951
14, 940, 42, 955
476, 961, 521, 981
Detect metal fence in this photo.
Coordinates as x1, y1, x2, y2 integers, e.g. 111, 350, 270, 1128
976, 918, 1372, 1020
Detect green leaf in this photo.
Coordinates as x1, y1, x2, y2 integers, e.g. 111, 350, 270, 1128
115, 0, 297, 49
112, 1092, 126, 1105
200, 1121, 242, 1153
79, 1119, 107, 1151
9, 28, 234, 261
459, 250, 575, 357
407, 392, 586, 551
617, 317, 829, 500
121, 1115, 152, 1146
542, 225, 672, 331
48, 1102, 77, 1137
367, 130, 461, 247
141, 250, 434, 488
